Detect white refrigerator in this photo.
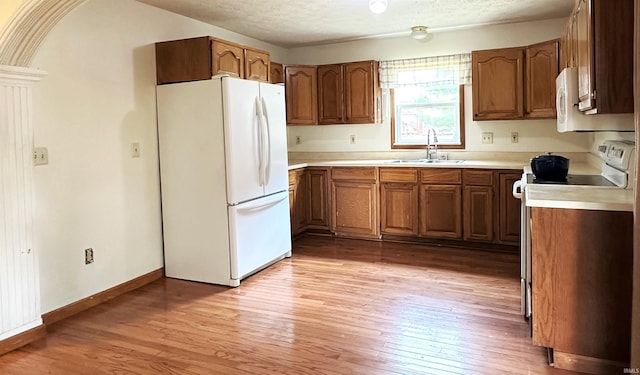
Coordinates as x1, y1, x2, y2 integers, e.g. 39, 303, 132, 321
157, 77, 292, 287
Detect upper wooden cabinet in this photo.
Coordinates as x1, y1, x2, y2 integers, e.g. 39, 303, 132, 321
285, 65, 318, 125
564, 0, 633, 114
244, 48, 270, 82
344, 61, 381, 124
317, 64, 344, 124
525, 41, 559, 119
270, 62, 284, 84
288, 60, 381, 126
155, 36, 271, 84
472, 47, 524, 121
472, 40, 558, 121
211, 39, 245, 79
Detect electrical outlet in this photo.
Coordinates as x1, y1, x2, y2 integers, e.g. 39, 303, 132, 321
85, 248, 94, 264
511, 132, 519, 143
481, 132, 493, 144
33, 147, 48, 166
131, 142, 141, 158
350, 134, 356, 144
295, 135, 301, 145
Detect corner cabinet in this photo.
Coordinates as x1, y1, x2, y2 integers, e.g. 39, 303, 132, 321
472, 40, 558, 120
330, 167, 379, 238
285, 65, 318, 125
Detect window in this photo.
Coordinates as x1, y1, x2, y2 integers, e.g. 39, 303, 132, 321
391, 85, 465, 149
379, 53, 471, 150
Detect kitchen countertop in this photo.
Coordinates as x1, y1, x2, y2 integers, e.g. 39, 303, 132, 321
525, 184, 633, 212
288, 159, 529, 170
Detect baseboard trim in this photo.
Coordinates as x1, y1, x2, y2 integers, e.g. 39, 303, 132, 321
0, 324, 46, 356
554, 351, 629, 375
42, 268, 164, 326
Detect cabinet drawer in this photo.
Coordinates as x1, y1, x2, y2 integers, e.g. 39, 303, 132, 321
420, 168, 462, 184
463, 170, 494, 186
379, 168, 418, 183
331, 167, 376, 181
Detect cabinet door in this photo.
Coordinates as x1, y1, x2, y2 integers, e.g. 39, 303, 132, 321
472, 48, 524, 120
575, 0, 593, 111
463, 185, 494, 241
380, 183, 419, 236
288, 183, 296, 234
331, 181, 378, 237
317, 64, 345, 124
285, 65, 318, 125
211, 40, 244, 78
307, 168, 330, 229
270, 62, 284, 84
498, 173, 521, 245
419, 185, 462, 239
244, 48, 270, 82
344, 61, 377, 124
525, 40, 559, 119
295, 170, 309, 233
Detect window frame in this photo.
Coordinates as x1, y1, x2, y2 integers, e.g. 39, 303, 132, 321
390, 85, 466, 150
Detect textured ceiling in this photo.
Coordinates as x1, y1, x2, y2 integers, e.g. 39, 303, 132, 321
136, 0, 574, 47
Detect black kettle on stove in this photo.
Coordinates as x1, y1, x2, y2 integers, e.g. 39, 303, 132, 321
530, 153, 569, 181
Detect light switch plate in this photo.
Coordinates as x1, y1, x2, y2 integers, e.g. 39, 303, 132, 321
33, 147, 48, 166
131, 142, 140, 158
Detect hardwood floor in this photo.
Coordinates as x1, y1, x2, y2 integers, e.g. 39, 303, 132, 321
0, 236, 581, 374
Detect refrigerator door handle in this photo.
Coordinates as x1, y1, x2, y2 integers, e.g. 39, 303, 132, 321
237, 193, 287, 213
260, 96, 271, 185
255, 97, 265, 186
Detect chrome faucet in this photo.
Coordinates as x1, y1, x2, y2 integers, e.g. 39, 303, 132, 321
426, 128, 438, 160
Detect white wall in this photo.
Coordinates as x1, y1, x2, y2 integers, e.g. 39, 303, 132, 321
30, 0, 286, 314
285, 18, 591, 155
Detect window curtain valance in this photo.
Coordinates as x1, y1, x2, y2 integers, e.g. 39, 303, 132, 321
378, 53, 472, 88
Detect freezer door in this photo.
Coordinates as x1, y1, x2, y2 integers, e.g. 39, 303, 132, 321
259, 83, 289, 196
228, 191, 292, 282
223, 77, 264, 204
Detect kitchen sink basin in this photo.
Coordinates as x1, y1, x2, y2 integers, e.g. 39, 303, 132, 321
385, 159, 464, 164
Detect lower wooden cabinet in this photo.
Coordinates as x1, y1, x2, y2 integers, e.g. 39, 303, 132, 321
292, 166, 520, 247
420, 185, 462, 239
330, 167, 378, 238
463, 185, 494, 241
380, 183, 419, 235
288, 168, 329, 236
497, 172, 521, 245
531, 207, 632, 373
306, 168, 330, 229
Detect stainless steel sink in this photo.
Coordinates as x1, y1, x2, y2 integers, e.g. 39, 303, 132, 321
385, 159, 464, 164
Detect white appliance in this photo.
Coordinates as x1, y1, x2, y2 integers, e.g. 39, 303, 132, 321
556, 67, 633, 132
157, 77, 292, 287
512, 140, 636, 328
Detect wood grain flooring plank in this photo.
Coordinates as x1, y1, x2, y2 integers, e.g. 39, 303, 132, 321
0, 236, 584, 375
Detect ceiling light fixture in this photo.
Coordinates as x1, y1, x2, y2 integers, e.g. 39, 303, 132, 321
369, 0, 387, 14
411, 26, 429, 40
